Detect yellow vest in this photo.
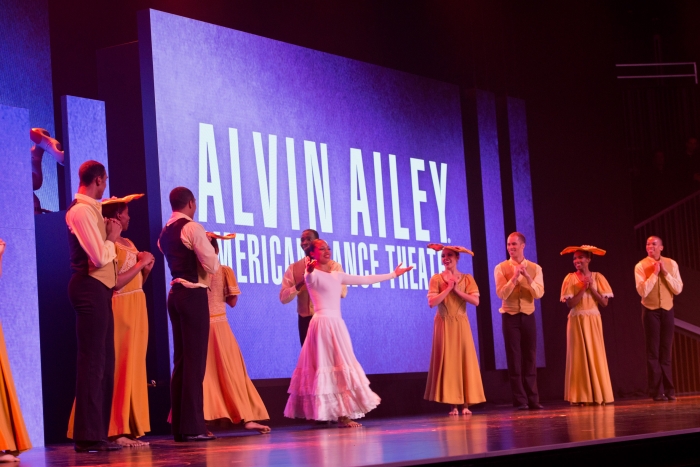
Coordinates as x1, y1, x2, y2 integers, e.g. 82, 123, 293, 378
499, 260, 538, 315
639, 256, 675, 311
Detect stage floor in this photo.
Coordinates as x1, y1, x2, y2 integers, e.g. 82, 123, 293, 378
19, 396, 700, 466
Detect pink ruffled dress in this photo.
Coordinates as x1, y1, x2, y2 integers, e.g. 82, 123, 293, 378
284, 269, 395, 421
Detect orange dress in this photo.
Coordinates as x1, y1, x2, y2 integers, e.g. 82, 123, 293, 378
0, 321, 32, 452
560, 272, 614, 404
68, 239, 150, 438
109, 240, 150, 436
203, 266, 269, 423
424, 273, 486, 406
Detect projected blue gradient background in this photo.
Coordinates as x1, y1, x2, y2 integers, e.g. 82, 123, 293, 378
0, 0, 57, 212
142, 10, 474, 378
0, 104, 44, 446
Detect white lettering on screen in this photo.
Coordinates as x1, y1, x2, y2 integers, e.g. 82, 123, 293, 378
410, 158, 429, 241
304, 141, 333, 233
253, 132, 278, 229
197, 123, 225, 224
350, 148, 372, 237
389, 154, 409, 240
229, 128, 254, 226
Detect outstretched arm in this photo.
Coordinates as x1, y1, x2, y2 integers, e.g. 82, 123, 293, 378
338, 271, 396, 286
338, 263, 413, 286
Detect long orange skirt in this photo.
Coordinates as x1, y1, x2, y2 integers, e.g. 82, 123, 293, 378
424, 314, 486, 406
565, 313, 614, 404
203, 320, 269, 423
0, 322, 32, 452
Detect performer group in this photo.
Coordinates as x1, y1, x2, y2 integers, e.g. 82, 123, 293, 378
0, 157, 685, 456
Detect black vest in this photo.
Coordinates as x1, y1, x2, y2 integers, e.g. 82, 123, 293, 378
67, 199, 90, 275
159, 217, 199, 283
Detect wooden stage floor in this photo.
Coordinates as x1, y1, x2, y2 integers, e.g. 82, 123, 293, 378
19, 396, 700, 466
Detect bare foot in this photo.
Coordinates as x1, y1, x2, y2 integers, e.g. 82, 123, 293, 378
462, 407, 472, 415
244, 421, 271, 434
113, 435, 149, 447
338, 416, 362, 428
0, 453, 18, 462
448, 407, 459, 416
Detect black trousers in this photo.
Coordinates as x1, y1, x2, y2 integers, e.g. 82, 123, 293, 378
168, 286, 210, 437
68, 274, 115, 442
502, 312, 539, 406
298, 314, 313, 346
642, 306, 675, 397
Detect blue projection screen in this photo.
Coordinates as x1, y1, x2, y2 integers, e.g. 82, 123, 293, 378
61, 95, 110, 199
140, 10, 473, 378
0, 104, 44, 445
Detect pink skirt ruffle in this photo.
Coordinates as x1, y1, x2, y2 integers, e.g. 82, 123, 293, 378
284, 314, 380, 421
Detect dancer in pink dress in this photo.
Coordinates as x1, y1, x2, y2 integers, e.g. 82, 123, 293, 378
284, 239, 413, 428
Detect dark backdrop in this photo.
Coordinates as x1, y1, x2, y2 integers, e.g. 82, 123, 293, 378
41, 0, 700, 438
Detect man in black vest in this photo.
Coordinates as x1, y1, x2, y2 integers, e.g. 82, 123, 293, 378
65, 160, 122, 452
158, 187, 220, 441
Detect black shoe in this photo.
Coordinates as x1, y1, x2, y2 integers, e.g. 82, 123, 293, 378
529, 403, 544, 410
667, 395, 677, 401
74, 440, 123, 452
653, 395, 668, 401
516, 404, 529, 410
177, 433, 217, 442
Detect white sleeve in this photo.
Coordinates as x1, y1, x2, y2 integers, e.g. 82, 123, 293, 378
522, 264, 545, 299
181, 222, 220, 274
279, 265, 298, 304
337, 271, 396, 286
664, 260, 683, 295
66, 204, 116, 268
635, 262, 657, 298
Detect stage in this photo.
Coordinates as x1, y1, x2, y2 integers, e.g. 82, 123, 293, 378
19, 396, 700, 466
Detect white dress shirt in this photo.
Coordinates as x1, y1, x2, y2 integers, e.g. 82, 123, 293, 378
634, 257, 683, 299
158, 212, 220, 287
66, 193, 116, 268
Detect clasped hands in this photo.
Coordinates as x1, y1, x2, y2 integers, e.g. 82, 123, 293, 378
653, 260, 667, 276
510, 264, 532, 284
137, 251, 155, 271
579, 275, 597, 292
104, 217, 122, 241
442, 270, 458, 291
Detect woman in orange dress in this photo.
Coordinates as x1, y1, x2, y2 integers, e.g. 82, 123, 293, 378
68, 195, 154, 446
0, 239, 32, 461
560, 245, 614, 405
424, 244, 485, 415
203, 237, 270, 433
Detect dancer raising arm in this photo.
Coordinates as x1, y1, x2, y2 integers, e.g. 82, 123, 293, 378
424, 244, 485, 416
284, 239, 412, 428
